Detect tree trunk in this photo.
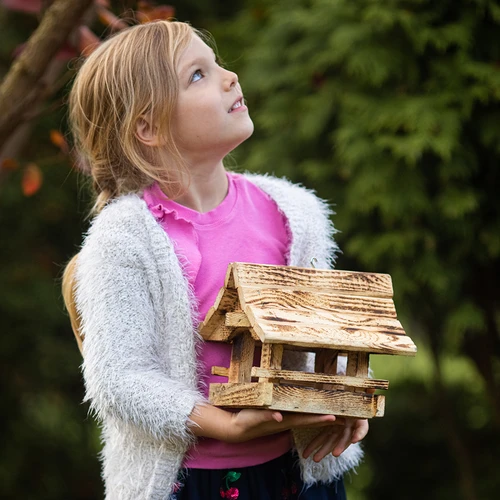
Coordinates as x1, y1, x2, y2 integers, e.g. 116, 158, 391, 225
0, 0, 94, 149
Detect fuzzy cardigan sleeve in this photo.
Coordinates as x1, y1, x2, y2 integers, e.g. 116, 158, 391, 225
75, 196, 205, 445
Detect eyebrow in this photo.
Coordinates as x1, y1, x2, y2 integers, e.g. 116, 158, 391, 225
179, 50, 217, 80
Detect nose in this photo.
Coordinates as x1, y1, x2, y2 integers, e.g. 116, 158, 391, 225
223, 68, 238, 90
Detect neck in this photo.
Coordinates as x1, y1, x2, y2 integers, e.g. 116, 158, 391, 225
174, 159, 228, 213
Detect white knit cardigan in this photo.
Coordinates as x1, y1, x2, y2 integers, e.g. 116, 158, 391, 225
75, 173, 363, 499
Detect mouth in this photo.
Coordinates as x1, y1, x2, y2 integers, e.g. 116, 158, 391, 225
228, 96, 244, 113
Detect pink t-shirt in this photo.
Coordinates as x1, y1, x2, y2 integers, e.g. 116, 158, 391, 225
143, 172, 293, 469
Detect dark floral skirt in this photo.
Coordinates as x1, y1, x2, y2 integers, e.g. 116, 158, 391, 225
170, 450, 346, 500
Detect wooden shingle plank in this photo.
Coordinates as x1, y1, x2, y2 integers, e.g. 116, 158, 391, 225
232, 263, 394, 298
239, 287, 397, 318
269, 386, 385, 418
227, 332, 255, 383
250, 306, 405, 334
250, 319, 417, 356
210, 382, 274, 407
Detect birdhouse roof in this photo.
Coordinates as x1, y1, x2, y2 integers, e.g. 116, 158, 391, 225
199, 263, 417, 356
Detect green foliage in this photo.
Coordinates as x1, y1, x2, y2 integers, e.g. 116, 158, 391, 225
215, 0, 500, 497
2, 0, 500, 498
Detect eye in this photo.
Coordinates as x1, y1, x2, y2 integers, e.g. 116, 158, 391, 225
191, 69, 204, 83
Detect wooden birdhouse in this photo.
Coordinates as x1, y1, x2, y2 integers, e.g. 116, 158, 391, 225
199, 263, 417, 419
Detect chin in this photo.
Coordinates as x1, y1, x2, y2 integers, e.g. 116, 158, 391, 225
241, 119, 255, 141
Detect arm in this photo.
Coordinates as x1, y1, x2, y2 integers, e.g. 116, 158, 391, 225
75, 206, 204, 444
188, 404, 342, 443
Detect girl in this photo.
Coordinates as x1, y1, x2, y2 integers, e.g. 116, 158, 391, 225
62, 20, 368, 500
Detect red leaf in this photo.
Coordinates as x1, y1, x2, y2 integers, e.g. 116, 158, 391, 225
1, 158, 19, 171
77, 25, 101, 57
50, 129, 69, 154
136, 2, 175, 23
22, 163, 43, 197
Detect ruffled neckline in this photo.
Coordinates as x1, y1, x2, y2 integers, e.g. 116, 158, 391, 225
143, 173, 238, 227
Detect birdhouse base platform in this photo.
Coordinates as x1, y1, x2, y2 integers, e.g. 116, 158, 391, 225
209, 381, 385, 418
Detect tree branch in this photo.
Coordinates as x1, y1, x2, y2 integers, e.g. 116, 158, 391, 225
0, 0, 94, 149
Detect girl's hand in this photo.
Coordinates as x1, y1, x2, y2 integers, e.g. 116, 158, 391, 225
302, 418, 369, 462
228, 408, 339, 443
188, 404, 340, 443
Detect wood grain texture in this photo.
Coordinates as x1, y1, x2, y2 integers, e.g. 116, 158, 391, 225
225, 311, 251, 328
240, 287, 397, 318
315, 350, 340, 390
252, 368, 388, 390
249, 306, 405, 333
246, 306, 416, 355
210, 366, 389, 390
346, 353, 370, 392
209, 382, 384, 417
202, 324, 237, 342
210, 382, 274, 407
200, 288, 239, 340
224, 264, 236, 289
269, 386, 385, 418
259, 343, 284, 382
227, 332, 255, 383
346, 352, 370, 377
231, 263, 394, 297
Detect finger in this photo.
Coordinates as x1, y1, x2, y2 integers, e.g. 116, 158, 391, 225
286, 413, 337, 428
271, 411, 283, 423
351, 419, 369, 443
332, 425, 354, 457
303, 428, 333, 459
313, 432, 339, 462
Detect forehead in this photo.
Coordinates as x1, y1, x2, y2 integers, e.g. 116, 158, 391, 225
178, 35, 215, 74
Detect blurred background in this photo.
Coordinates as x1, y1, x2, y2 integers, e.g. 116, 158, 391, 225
0, 1, 499, 499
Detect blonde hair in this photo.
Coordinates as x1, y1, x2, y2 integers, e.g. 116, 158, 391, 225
62, 254, 83, 354
69, 20, 197, 213
65, 21, 205, 352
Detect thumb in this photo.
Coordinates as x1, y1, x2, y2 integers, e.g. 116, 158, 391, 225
264, 410, 283, 423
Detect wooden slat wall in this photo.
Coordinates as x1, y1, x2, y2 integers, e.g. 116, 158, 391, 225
210, 382, 385, 418
270, 385, 385, 418
210, 366, 389, 390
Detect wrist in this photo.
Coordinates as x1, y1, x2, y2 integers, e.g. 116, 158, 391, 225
188, 404, 235, 442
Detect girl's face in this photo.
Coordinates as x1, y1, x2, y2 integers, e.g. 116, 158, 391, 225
172, 35, 254, 163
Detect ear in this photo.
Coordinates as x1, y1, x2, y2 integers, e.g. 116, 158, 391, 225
135, 116, 160, 147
